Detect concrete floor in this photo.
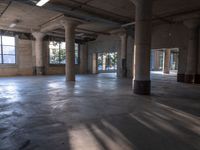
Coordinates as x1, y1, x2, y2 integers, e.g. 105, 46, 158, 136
0, 73, 199, 150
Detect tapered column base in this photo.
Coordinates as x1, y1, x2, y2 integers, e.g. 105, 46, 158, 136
184, 74, 195, 83
133, 80, 151, 95
195, 74, 200, 84
33, 67, 45, 75
177, 74, 185, 82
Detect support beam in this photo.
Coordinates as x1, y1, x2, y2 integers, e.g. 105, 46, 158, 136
80, 44, 88, 74
184, 19, 199, 83
131, 0, 152, 95
177, 47, 187, 82
92, 53, 98, 74
119, 32, 128, 78
110, 29, 128, 78
163, 49, 171, 74
61, 19, 80, 81
32, 32, 45, 75
196, 28, 200, 84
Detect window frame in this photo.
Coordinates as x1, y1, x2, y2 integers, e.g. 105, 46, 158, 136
0, 35, 16, 65
48, 41, 80, 65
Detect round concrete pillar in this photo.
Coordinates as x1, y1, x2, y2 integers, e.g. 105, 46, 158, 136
120, 33, 127, 78
132, 0, 152, 95
184, 19, 199, 83
177, 47, 187, 82
80, 44, 88, 74
32, 32, 45, 75
61, 20, 80, 81
195, 28, 200, 84
163, 49, 171, 74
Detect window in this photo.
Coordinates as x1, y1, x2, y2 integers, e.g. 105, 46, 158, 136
49, 41, 79, 65
98, 52, 117, 72
75, 43, 79, 64
49, 41, 66, 64
0, 35, 16, 64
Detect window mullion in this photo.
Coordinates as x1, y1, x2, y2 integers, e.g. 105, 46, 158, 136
59, 43, 61, 64
1, 36, 3, 64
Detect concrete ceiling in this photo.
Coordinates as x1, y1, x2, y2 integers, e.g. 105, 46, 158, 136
0, 1, 62, 31
1, 0, 200, 38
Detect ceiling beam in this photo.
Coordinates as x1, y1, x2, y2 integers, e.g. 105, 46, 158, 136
13, 0, 131, 25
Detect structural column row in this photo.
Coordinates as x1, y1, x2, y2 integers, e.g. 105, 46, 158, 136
32, 19, 82, 81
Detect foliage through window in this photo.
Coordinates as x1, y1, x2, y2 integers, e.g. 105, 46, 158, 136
49, 41, 79, 64
98, 52, 117, 72
0, 35, 16, 64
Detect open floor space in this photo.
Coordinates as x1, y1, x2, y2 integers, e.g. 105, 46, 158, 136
0, 73, 199, 150
1, 0, 200, 149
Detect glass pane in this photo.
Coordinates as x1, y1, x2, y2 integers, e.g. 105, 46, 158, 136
3, 55, 16, 64
2, 36, 15, 46
3, 46, 15, 54
98, 53, 103, 71
49, 48, 60, 64
75, 43, 78, 50
49, 41, 59, 49
60, 42, 65, 49
59, 48, 66, 64
75, 44, 79, 64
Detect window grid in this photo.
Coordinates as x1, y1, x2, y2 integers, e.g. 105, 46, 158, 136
49, 41, 79, 65
0, 35, 16, 64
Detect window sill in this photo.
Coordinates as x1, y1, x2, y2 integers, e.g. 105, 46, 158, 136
49, 64, 79, 66
0, 64, 17, 68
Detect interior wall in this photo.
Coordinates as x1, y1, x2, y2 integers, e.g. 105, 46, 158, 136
44, 41, 80, 75
0, 37, 80, 76
88, 34, 121, 74
0, 37, 33, 76
87, 34, 134, 78
151, 23, 189, 75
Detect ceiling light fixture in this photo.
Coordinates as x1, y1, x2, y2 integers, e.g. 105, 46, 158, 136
9, 19, 21, 28
36, 0, 49, 7
9, 23, 16, 28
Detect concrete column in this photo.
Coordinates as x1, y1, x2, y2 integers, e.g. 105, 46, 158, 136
177, 47, 187, 82
184, 19, 199, 83
131, 0, 152, 95
61, 20, 80, 81
195, 28, 200, 84
80, 44, 88, 74
154, 50, 160, 70
120, 33, 127, 77
102, 54, 107, 71
163, 49, 171, 74
92, 53, 98, 74
32, 32, 45, 75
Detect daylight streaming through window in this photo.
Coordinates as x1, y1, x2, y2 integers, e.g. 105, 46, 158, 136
0, 35, 16, 64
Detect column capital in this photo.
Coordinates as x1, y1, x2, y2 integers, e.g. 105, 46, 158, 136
110, 28, 127, 37
60, 19, 81, 29
32, 32, 45, 40
184, 19, 200, 29
129, 0, 152, 6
